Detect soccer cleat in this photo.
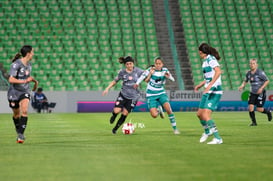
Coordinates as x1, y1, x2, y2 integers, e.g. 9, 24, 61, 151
207, 138, 223, 144
112, 129, 117, 134
157, 105, 165, 119
173, 129, 180, 135
16, 133, 25, 144
199, 129, 213, 143
16, 138, 24, 144
200, 133, 210, 143
267, 110, 272, 121
249, 122, 257, 126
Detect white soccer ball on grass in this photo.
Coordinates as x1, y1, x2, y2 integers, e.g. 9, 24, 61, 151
122, 122, 135, 135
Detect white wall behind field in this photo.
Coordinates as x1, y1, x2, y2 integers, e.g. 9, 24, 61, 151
1, 90, 273, 113
0, 91, 119, 113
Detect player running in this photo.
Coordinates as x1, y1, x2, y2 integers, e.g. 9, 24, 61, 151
238, 58, 272, 126
102, 56, 143, 134
134, 57, 180, 135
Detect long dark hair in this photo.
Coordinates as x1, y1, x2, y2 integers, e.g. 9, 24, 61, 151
12, 45, 33, 62
118, 56, 134, 64
199, 43, 221, 60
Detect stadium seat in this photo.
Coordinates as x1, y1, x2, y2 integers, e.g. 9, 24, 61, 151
180, 0, 273, 89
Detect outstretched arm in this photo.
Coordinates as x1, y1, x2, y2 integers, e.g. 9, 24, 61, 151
238, 81, 247, 92
102, 81, 117, 96
32, 79, 38, 91
165, 72, 175, 82
194, 80, 206, 93
134, 69, 150, 88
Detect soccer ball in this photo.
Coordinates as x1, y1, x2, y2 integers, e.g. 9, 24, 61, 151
122, 123, 135, 135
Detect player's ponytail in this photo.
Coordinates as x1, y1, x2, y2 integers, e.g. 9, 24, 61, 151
12, 45, 33, 62
210, 47, 221, 60
12, 53, 21, 62
118, 56, 134, 64
118, 57, 125, 64
199, 43, 221, 60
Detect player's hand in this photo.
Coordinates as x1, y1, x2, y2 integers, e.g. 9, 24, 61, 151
149, 67, 155, 74
32, 80, 38, 91
133, 84, 139, 89
194, 85, 200, 93
257, 88, 263, 94
26, 76, 33, 82
238, 85, 247, 92
102, 90, 108, 96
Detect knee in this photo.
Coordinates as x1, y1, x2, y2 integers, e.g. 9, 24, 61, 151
13, 114, 20, 119
151, 114, 157, 118
149, 108, 158, 118
122, 112, 129, 116
150, 112, 158, 118
248, 105, 254, 112
21, 110, 28, 116
196, 112, 202, 119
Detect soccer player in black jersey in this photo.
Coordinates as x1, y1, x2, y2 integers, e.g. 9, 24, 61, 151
102, 56, 143, 134
7, 45, 38, 143
239, 58, 272, 126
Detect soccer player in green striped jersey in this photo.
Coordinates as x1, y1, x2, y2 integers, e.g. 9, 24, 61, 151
194, 43, 223, 144
134, 57, 180, 135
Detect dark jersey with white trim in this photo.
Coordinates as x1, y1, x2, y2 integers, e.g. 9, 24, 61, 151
114, 67, 143, 100
245, 69, 268, 94
7, 59, 32, 100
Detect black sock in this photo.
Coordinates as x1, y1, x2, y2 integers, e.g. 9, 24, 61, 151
13, 117, 20, 133
249, 111, 256, 123
113, 115, 127, 131
111, 112, 118, 120
262, 109, 270, 114
109, 112, 118, 124
19, 116, 28, 134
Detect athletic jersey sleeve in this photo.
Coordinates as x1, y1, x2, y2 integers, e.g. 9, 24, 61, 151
208, 56, 220, 69
164, 67, 175, 82
9, 62, 20, 78
114, 69, 123, 83
136, 69, 149, 85
259, 70, 268, 81
135, 67, 144, 78
245, 71, 250, 82
8, 59, 31, 93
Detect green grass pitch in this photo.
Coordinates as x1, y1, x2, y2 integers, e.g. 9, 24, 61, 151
0, 112, 273, 181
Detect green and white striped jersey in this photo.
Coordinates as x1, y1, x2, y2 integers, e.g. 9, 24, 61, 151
137, 67, 174, 97
202, 54, 223, 94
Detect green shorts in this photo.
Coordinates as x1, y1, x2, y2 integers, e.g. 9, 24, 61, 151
199, 93, 222, 111
147, 94, 169, 109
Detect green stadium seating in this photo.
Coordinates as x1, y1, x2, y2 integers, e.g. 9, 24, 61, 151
1, 0, 272, 91
0, 0, 160, 91
180, 0, 273, 90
